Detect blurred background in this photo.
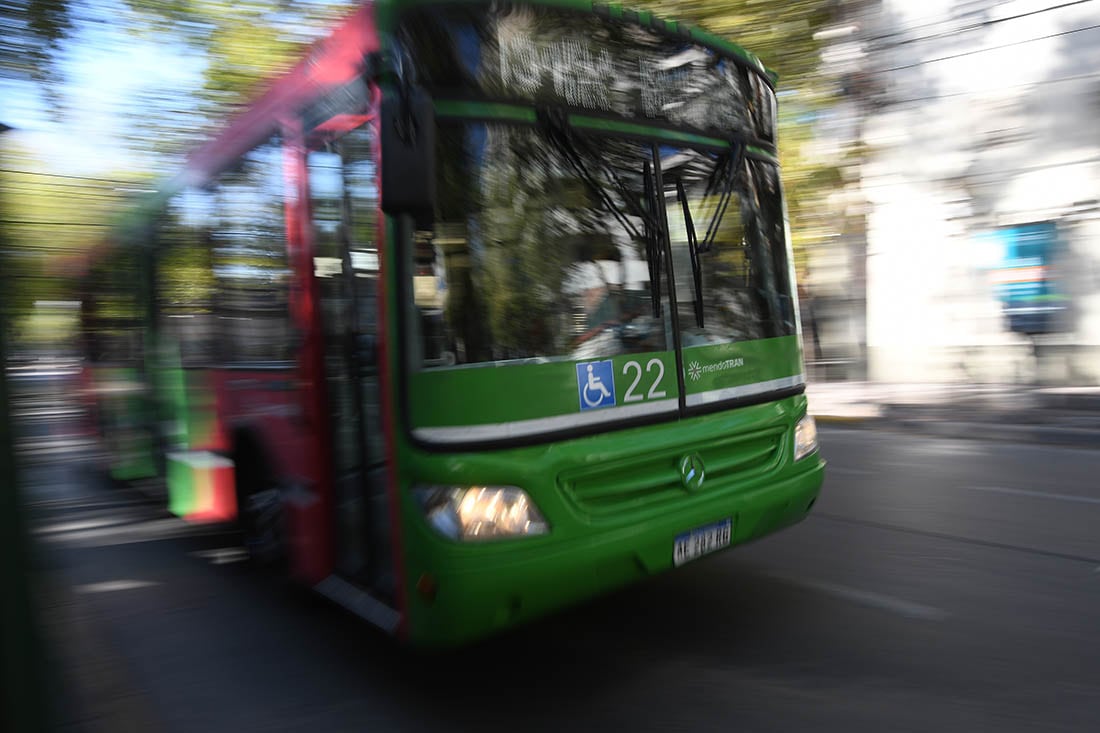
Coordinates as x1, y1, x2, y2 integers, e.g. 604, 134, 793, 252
6, 0, 1100, 384
4, 1, 1100, 731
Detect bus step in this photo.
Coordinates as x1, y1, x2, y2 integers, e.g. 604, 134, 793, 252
314, 574, 400, 633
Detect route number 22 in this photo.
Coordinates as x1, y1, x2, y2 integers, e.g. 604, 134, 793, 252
622, 359, 667, 403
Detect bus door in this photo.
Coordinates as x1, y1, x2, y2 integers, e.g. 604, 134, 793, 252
307, 113, 392, 597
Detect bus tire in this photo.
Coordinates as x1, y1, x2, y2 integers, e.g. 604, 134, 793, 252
232, 431, 286, 571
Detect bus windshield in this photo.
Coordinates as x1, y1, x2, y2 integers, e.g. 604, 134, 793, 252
416, 121, 671, 369
416, 122, 796, 369
407, 120, 799, 441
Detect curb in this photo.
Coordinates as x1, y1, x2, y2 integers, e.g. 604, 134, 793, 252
813, 414, 877, 425
1037, 391, 1100, 412
905, 420, 1100, 448
815, 414, 1100, 449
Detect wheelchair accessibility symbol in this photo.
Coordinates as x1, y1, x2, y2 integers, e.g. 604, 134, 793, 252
576, 361, 616, 411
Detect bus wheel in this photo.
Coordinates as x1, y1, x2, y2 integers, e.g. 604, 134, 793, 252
233, 438, 286, 570
241, 486, 285, 569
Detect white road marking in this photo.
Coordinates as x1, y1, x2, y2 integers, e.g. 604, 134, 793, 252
41, 517, 220, 548
190, 547, 250, 565
966, 485, 1100, 506
776, 575, 948, 621
75, 580, 159, 594
33, 517, 140, 535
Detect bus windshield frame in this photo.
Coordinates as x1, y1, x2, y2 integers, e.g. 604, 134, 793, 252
392, 3, 801, 451
401, 109, 801, 449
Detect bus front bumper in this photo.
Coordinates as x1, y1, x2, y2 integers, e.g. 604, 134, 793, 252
406, 456, 825, 647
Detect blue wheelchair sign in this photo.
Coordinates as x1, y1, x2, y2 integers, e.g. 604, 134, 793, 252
576, 361, 616, 411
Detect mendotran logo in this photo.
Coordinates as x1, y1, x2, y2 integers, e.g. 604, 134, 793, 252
686, 357, 745, 382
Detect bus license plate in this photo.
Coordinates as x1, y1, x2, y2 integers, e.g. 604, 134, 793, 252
673, 518, 732, 567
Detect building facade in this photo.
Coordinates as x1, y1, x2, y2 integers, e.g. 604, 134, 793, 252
840, 0, 1100, 384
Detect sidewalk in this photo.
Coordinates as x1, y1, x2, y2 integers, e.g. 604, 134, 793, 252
806, 381, 1100, 448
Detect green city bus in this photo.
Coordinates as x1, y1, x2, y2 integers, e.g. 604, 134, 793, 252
82, 0, 825, 646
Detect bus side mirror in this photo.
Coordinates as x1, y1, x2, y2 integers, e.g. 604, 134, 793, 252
380, 84, 436, 231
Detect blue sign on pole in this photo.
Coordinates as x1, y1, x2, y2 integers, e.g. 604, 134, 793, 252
981, 221, 1065, 334
576, 361, 616, 411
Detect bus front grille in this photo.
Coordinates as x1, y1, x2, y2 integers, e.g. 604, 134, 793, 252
557, 428, 786, 521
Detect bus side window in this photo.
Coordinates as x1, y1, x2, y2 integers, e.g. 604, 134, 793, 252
310, 120, 392, 589
311, 125, 385, 468
211, 140, 293, 365
160, 190, 217, 367
342, 127, 385, 467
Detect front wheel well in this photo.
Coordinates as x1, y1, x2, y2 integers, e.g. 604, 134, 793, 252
230, 427, 275, 514
229, 426, 285, 567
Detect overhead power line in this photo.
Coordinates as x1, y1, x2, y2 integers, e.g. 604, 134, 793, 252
889, 71, 1100, 105
877, 22, 1100, 73
869, 0, 1097, 47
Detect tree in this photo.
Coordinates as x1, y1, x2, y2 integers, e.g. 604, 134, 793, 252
0, 0, 74, 87
0, 144, 151, 347
0, 2, 349, 331
119, 0, 348, 111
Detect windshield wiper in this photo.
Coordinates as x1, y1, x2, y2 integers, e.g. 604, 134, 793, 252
699, 142, 745, 253
537, 108, 653, 241
643, 161, 661, 318
675, 177, 704, 328
538, 107, 665, 318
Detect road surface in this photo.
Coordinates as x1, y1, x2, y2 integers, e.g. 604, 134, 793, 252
22, 421, 1100, 732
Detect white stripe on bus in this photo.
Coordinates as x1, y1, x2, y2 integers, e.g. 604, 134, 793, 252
684, 374, 805, 408
412, 398, 679, 443
412, 374, 806, 443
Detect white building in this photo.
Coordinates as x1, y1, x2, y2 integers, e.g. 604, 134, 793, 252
857, 0, 1100, 384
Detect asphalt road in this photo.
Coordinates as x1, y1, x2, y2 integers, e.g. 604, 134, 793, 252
23, 424, 1100, 733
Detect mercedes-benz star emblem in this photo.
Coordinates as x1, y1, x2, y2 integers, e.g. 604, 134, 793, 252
679, 453, 706, 492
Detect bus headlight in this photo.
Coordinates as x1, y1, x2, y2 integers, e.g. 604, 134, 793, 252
413, 486, 549, 541
794, 414, 818, 462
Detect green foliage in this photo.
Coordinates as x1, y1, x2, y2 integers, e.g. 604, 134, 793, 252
0, 144, 153, 347
75, 1, 348, 163
0, 0, 74, 85
157, 226, 215, 313
119, 0, 348, 110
